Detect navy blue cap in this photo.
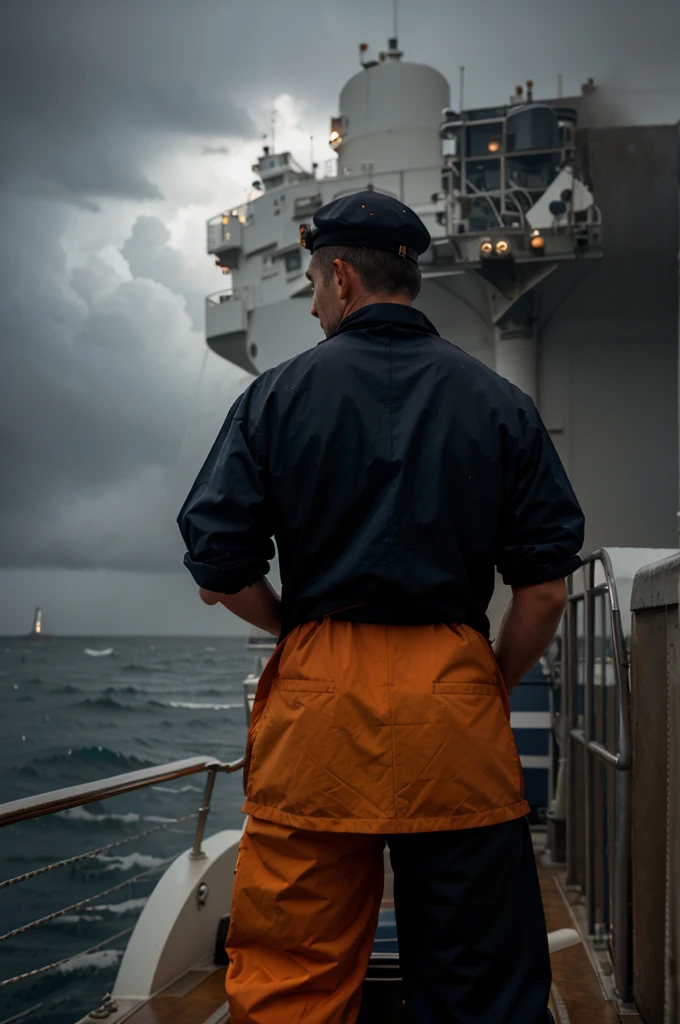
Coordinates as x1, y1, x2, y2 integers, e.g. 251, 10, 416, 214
300, 189, 430, 265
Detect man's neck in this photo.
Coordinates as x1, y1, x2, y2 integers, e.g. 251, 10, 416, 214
341, 292, 411, 323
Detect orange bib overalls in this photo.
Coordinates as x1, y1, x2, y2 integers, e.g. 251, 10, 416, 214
226, 617, 529, 1022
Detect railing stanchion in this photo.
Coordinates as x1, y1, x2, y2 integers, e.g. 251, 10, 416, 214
191, 768, 218, 860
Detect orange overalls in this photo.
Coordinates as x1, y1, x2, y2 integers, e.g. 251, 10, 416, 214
225, 617, 529, 1022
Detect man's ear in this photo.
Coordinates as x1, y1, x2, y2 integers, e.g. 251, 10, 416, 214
333, 259, 356, 302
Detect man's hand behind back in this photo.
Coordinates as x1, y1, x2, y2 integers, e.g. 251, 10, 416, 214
492, 579, 567, 694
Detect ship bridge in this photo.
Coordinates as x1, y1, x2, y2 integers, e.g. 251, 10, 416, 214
203, 40, 602, 388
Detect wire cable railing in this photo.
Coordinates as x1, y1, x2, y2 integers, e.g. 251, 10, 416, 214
0, 754, 244, 994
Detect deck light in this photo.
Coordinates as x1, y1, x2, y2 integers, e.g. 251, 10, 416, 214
530, 233, 546, 251
480, 240, 493, 255
488, 140, 501, 153
222, 215, 229, 225
495, 239, 510, 254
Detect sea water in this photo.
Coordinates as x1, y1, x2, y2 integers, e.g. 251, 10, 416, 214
0, 636, 253, 1024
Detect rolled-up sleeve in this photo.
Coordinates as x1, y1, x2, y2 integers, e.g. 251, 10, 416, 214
177, 391, 275, 594
497, 403, 584, 587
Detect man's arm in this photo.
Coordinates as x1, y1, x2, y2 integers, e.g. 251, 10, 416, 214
178, 387, 278, 626
199, 577, 282, 638
492, 578, 567, 694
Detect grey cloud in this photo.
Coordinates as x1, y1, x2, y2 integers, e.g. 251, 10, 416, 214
0, 193, 242, 571
122, 216, 204, 329
1, 1, 257, 204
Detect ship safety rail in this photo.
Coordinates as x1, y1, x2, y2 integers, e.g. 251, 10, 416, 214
562, 549, 632, 1003
207, 205, 248, 256
436, 104, 603, 264
0, 755, 243, 998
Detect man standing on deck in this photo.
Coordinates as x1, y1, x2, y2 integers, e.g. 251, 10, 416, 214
178, 190, 583, 1024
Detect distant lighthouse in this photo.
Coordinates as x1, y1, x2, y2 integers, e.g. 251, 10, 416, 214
27, 607, 50, 639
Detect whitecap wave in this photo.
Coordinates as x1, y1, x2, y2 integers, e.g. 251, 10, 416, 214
58, 914, 105, 924
164, 700, 240, 711
84, 648, 114, 657
151, 783, 201, 794
90, 897, 148, 915
96, 852, 164, 872
59, 808, 141, 824
57, 949, 123, 974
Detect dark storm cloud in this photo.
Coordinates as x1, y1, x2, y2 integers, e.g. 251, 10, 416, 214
1, 0, 678, 579
0, 0, 257, 203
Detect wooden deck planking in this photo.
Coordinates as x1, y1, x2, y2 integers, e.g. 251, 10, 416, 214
539, 861, 622, 1024
124, 969, 227, 1024
123, 850, 640, 1024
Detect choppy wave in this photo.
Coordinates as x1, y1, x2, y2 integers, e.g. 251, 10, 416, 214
57, 949, 124, 975
58, 913, 105, 924
74, 697, 134, 712
59, 808, 141, 824
161, 700, 241, 711
26, 746, 154, 771
121, 663, 152, 673
96, 853, 165, 872
10, 746, 155, 779
152, 783, 201, 794
59, 808, 176, 826
90, 897, 148, 915
50, 684, 82, 695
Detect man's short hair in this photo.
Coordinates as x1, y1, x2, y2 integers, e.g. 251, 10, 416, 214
312, 245, 422, 300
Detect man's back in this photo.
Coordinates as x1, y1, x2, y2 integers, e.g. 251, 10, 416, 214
180, 189, 579, 1023
180, 302, 583, 640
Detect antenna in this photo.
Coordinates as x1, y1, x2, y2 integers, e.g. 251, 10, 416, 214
459, 66, 466, 111
271, 105, 277, 154
310, 135, 314, 175
393, 0, 398, 40
557, 73, 563, 99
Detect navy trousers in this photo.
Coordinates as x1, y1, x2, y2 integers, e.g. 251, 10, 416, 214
387, 816, 552, 1024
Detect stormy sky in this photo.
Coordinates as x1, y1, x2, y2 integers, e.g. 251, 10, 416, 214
1, 0, 678, 635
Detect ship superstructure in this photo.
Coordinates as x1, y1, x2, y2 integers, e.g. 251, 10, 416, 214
205, 37, 679, 570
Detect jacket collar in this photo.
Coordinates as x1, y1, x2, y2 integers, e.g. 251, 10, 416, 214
327, 303, 440, 341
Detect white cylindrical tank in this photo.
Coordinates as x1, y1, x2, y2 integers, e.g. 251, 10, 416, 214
494, 327, 538, 401
337, 55, 450, 176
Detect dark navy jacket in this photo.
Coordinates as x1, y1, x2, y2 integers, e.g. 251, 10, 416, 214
178, 304, 584, 640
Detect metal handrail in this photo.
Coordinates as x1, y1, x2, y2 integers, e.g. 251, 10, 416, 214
567, 549, 631, 770
0, 755, 243, 828
564, 548, 632, 1002
0, 754, 245, 994
206, 288, 238, 306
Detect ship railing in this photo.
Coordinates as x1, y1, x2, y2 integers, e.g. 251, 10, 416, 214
206, 287, 239, 306
207, 206, 249, 252
439, 168, 603, 247
562, 549, 632, 1002
0, 755, 243, 999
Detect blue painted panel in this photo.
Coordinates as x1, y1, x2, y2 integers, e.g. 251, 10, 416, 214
509, 684, 551, 712
373, 907, 399, 955
512, 729, 550, 756
522, 767, 549, 808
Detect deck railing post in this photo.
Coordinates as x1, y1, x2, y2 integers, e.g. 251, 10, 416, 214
190, 768, 218, 860
584, 562, 597, 934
